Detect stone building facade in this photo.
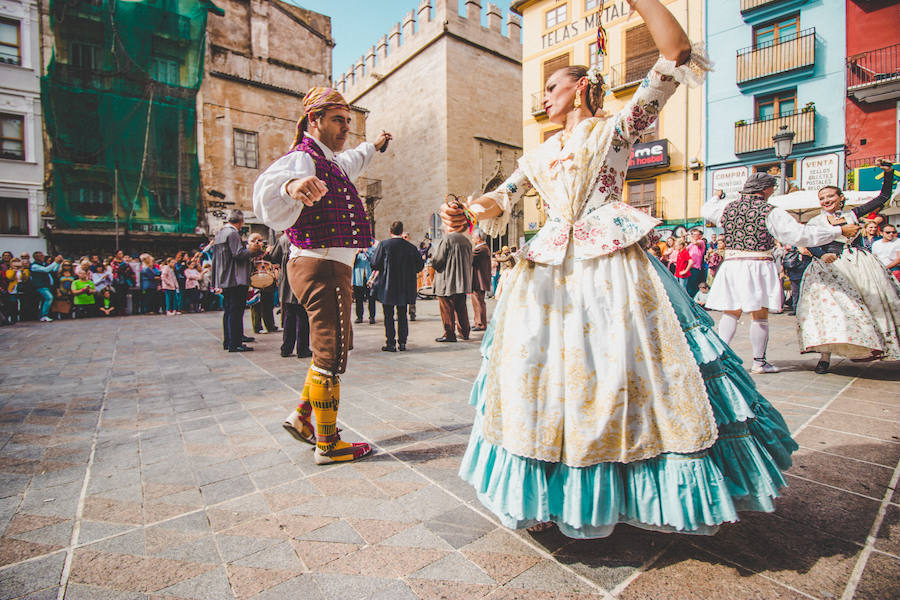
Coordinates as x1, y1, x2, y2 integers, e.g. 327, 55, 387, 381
198, 0, 369, 236
339, 0, 523, 246
1, 0, 45, 255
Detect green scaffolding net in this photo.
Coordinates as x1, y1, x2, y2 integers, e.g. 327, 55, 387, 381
41, 0, 222, 235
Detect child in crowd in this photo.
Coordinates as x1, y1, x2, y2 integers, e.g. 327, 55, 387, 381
160, 257, 179, 315
184, 260, 202, 312
693, 281, 710, 309
98, 288, 116, 316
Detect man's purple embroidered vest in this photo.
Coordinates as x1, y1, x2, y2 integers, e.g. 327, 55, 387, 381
722, 194, 776, 252
284, 136, 372, 249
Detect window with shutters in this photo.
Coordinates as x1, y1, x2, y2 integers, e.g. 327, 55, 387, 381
755, 90, 796, 120
542, 53, 570, 88
588, 43, 604, 70
625, 23, 658, 84
627, 179, 656, 216
543, 127, 563, 142
545, 4, 567, 29
233, 129, 258, 169
70, 42, 102, 70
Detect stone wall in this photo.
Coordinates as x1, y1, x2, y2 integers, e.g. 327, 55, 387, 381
198, 0, 367, 234
338, 0, 523, 243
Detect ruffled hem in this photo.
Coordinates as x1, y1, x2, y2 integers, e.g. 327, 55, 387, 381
460, 252, 797, 538
655, 42, 714, 88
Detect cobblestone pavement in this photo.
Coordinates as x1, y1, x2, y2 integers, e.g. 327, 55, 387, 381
0, 300, 898, 600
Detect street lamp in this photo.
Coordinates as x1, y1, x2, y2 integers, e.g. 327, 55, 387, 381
772, 125, 795, 195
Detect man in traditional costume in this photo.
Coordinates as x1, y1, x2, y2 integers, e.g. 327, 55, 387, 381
702, 172, 859, 373
253, 87, 391, 464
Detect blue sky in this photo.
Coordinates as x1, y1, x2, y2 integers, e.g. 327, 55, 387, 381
287, 1, 516, 78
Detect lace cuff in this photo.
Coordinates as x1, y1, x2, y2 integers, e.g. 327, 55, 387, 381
654, 42, 713, 88
473, 189, 512, 238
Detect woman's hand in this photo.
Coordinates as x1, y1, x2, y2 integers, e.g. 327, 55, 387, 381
821, 253, 838, 263
878, 159, 893, 173
286, 176, 328, 207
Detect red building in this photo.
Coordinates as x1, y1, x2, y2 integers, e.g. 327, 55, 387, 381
845, 0, 900, 179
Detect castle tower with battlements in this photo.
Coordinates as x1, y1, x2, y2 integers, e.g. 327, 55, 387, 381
336, 0, 523, 245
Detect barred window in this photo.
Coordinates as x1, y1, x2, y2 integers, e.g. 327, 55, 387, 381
588, 43, 604, 70
0, 18, 20, 66
233, 129, 258, 169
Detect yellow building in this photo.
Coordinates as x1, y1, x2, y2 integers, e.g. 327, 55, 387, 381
511, 0, 706, 236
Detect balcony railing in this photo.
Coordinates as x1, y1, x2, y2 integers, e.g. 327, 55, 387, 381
736, 28, 815, 84
531, 92, 546, 118
847, 43, 900, 103
734, 109, 815, 155
740, 0, 785, 12
846, 153, 899, 172
608, 54, 657, 92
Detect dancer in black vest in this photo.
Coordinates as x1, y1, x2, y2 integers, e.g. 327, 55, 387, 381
702, 173, 859, 373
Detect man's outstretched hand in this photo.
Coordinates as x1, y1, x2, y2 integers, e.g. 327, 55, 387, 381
287, 176, 328, 207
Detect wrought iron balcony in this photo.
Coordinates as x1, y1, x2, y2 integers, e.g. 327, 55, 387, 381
847, 43, 900, 104
846, 153, 899, 172
736, 28, 815, 84
740, 0, 786, 12
531, 92, 546, 118
734, 109, 815, 155
608, 54, 657, 92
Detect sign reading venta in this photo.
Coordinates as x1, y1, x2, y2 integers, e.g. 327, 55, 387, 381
628, 139, 669, 169
800, 154, 840, 190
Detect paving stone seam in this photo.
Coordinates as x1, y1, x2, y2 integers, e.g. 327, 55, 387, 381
784, 471, 897, 507
798, 425, 900, 446
179, 318, 616, 597
796, 444, 900, 471
56, 321, 123, 600
790, 376, 859, 438
840, 453, 900, 600
778, 402, 900, 426
682, 542, 820, 600
607, 538, 675, 598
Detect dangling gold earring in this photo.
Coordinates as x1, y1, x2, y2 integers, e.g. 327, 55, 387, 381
573, 93, 582, 109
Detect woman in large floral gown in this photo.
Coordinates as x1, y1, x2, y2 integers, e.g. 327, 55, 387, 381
443, 0, 798, 538
797, 161, 899, 374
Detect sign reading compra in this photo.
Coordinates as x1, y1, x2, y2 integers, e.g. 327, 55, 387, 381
628, 139, 669, 169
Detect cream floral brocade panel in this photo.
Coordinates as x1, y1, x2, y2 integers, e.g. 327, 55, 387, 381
482, 245, 718, 467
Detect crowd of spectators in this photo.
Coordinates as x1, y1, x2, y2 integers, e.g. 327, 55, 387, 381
0, 245, 222, 325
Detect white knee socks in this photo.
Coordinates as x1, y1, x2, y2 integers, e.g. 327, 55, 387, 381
718, 313, 739, 345
750, 319, 769, 365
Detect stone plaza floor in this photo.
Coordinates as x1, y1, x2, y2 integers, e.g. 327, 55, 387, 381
0, 299, 898, 599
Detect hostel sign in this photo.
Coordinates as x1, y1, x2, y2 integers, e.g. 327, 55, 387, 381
628, 139, 669, 169
542, 2, 632, 50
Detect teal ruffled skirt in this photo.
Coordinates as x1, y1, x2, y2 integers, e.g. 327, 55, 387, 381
458, 255, 798, 538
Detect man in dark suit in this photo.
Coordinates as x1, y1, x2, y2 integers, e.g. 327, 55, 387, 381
211, 210, 262, 352
470, 229, 491, 331
371, 220, 424, 352
269, 233, 312, 358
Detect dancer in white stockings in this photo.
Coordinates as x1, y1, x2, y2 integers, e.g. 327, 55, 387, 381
702, 173, 860, 373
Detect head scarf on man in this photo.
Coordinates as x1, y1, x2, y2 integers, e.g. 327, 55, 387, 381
741, 172, 778, 195
290, 87, 351, 149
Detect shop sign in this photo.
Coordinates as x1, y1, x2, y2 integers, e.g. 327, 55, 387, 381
800, 154, 840, 191
542, 2, 632, 50
711, 166, 749, 201
628, 139, 668, 169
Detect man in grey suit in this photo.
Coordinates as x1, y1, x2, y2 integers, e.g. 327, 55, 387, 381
432, 229, 473, 342
211, 210, 263, 352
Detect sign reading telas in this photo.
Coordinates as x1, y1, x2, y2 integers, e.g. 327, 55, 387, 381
542, 2, 632, 50
628, 139, 669, 169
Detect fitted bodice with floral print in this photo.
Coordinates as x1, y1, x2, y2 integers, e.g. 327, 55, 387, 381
478, 52, 710, 266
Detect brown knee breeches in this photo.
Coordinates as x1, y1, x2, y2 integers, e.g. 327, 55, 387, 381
287, 256, 353, 374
